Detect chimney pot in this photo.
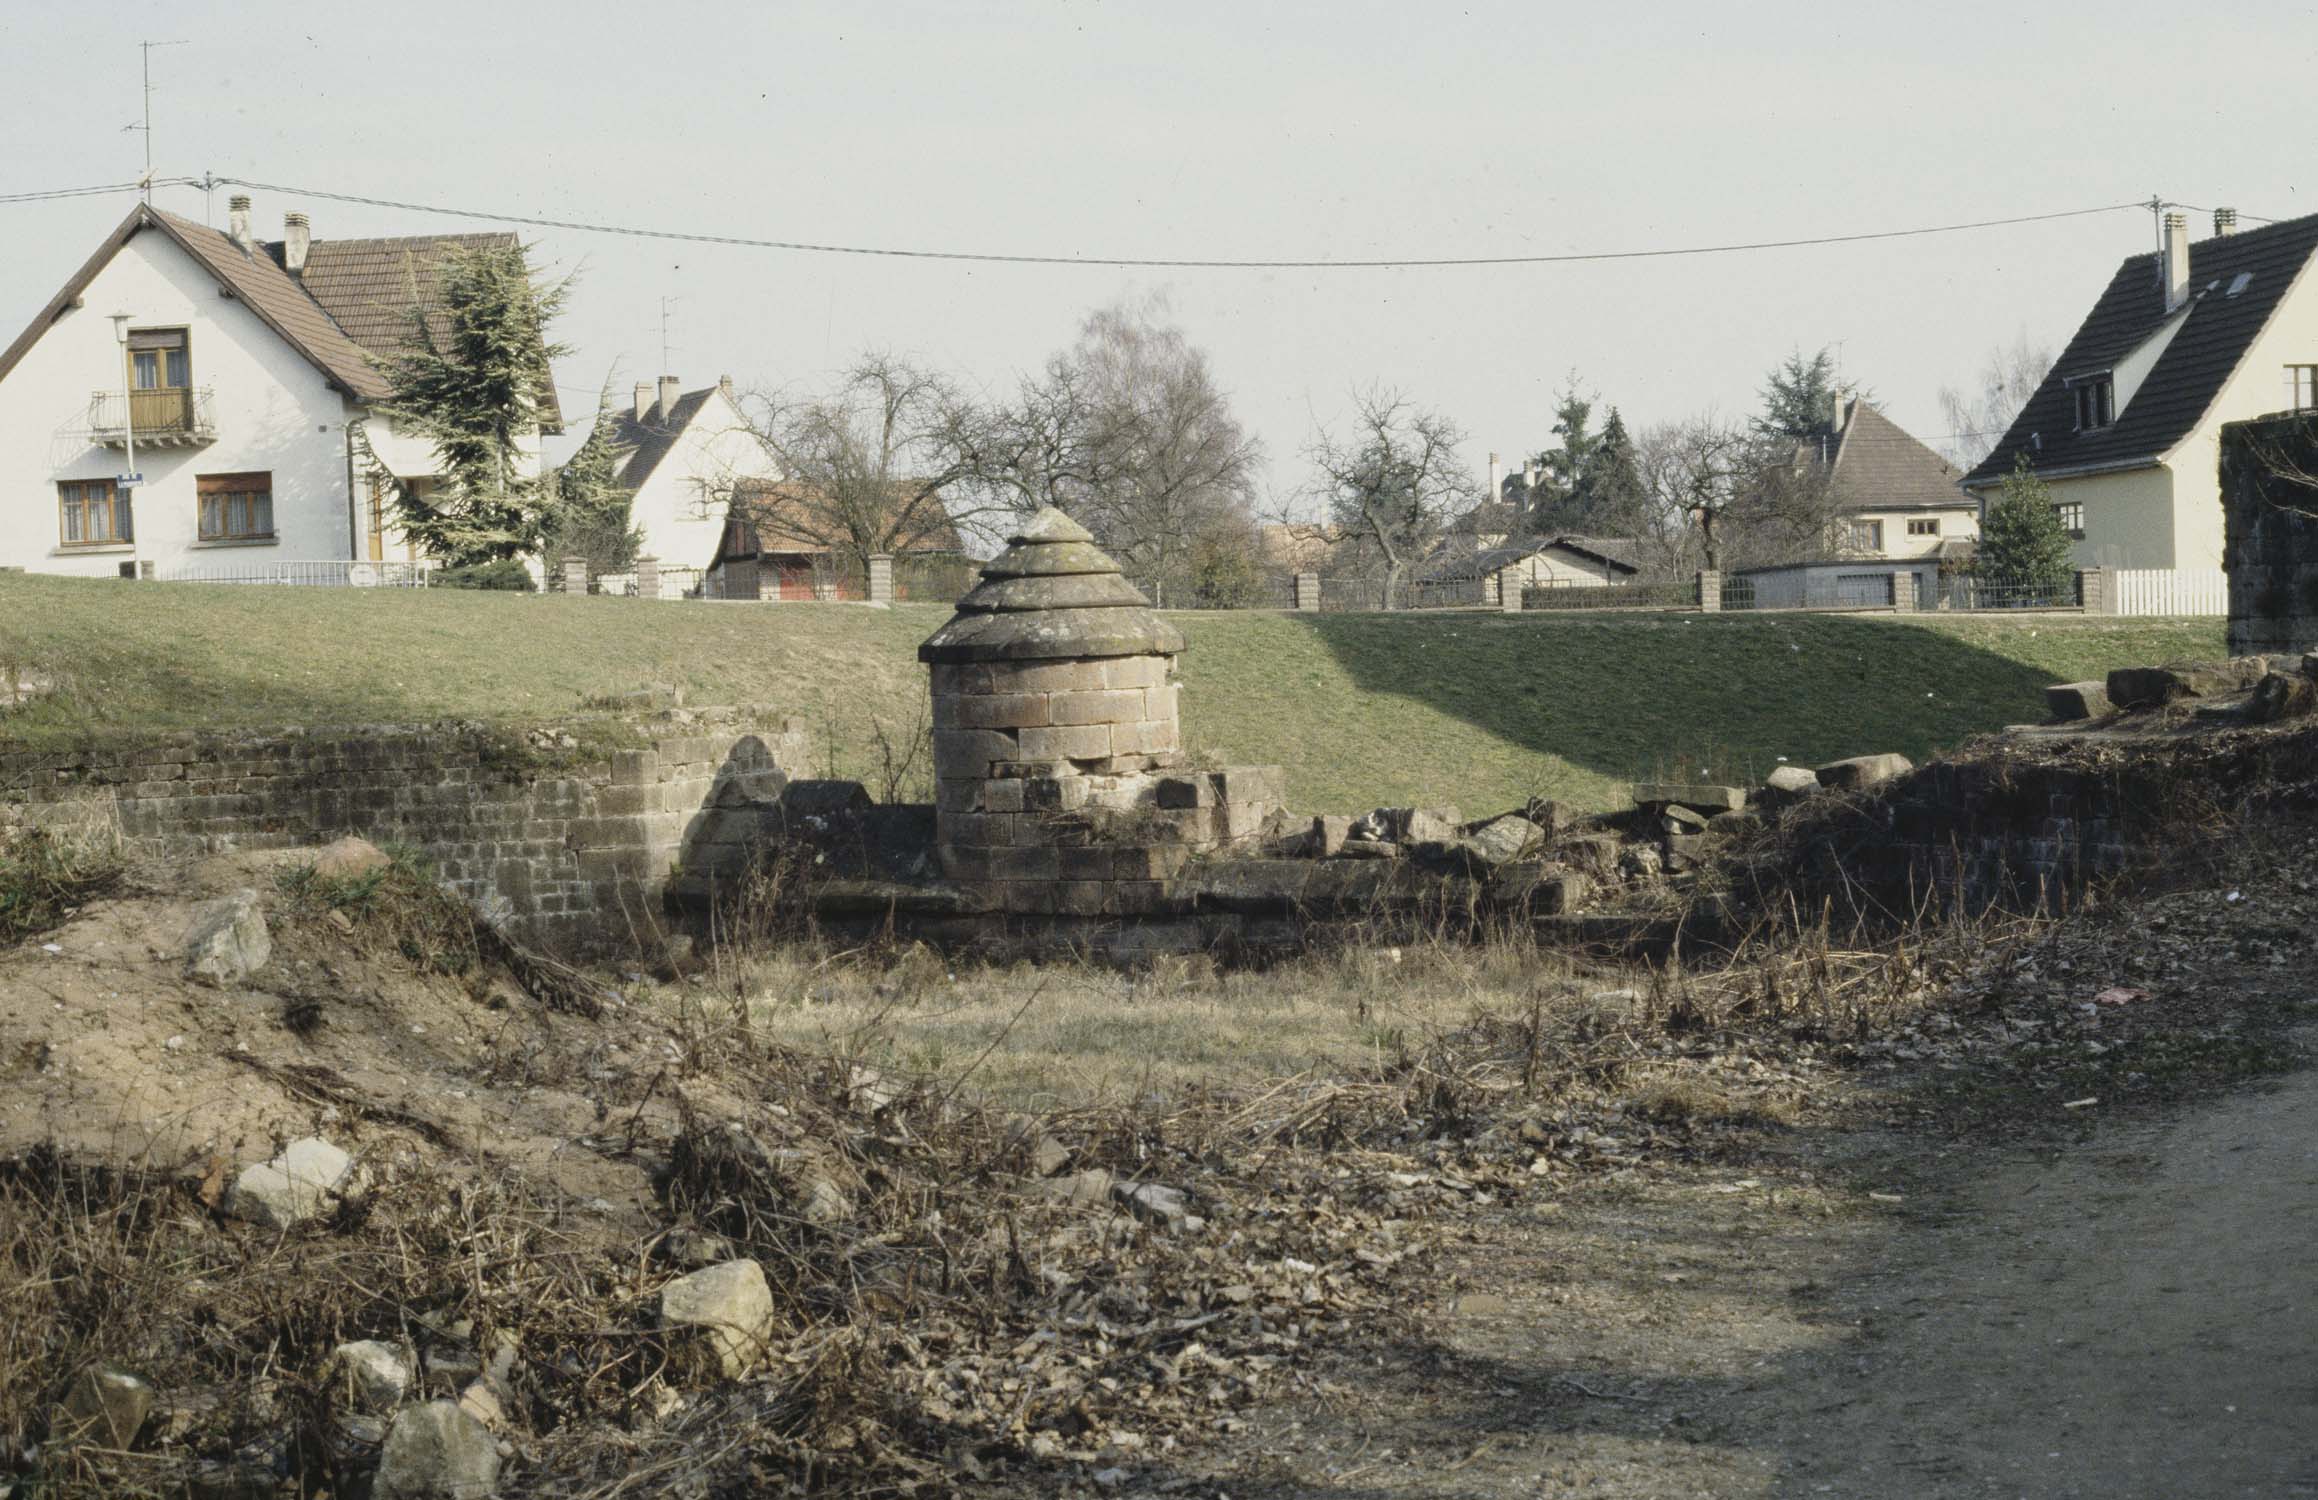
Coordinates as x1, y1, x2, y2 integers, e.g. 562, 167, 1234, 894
2214, 207, 2239, 237
282, 212, 311, 276
634, 382, 654, 422
227, 195, 253, 252
657, 375, 682, 423
2162, 211, 2192, 313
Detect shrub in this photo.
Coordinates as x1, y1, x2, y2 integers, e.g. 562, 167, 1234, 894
433, 558, 536, 592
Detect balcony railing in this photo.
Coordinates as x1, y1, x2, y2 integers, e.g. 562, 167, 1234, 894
89, 387, 216, 447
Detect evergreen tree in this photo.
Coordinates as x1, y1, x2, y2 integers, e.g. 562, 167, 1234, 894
1753, 347, 1840, 440
1525, 383, 1600, 532
381, 244, 570, 565
539, 397, 641, 576
1976, 456, 2077, 595
1580, 408, 1648, 536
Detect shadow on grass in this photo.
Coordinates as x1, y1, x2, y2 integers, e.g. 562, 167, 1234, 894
1282, 610, 2113, 792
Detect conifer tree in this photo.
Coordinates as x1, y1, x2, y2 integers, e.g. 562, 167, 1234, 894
1753, 347, 1841, 440
539, 395, 641, 575
1976, 456, 2077, 596
381, 244, 570, 565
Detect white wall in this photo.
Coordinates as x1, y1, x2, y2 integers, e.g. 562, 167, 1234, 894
0, 227, 358, 575
2165, 250, 2318, 570
628, 386, 778, 569
1846, 509, 1977, 561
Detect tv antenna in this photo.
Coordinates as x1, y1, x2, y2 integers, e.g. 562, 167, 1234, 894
656, 296, 683, 375
124, 41, 190, 202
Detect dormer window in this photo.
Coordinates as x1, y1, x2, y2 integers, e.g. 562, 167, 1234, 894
2070, 374, 2114, 432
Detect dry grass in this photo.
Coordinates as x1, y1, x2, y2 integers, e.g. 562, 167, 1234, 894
673, 937, 1586, 1110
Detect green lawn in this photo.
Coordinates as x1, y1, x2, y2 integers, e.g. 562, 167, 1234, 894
0, 576, 2222, 813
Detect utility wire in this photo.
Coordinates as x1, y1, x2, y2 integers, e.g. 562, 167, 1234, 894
205, 176, 2151, 270
0, 178, 198, 205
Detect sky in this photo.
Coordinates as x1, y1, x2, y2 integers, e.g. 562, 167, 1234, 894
4, 0, 2315, 508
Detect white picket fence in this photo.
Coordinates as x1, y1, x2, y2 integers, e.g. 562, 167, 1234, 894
2110, 567, 2229, 616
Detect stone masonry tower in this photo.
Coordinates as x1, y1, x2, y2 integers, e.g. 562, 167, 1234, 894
919, 508, 1282, 916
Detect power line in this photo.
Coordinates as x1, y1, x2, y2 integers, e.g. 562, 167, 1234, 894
206, 176, 2152, 271
0, 179, 197, 205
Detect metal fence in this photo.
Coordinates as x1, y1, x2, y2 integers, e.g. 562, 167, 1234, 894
1522, 578, 1698, 611
157, 558, 436, 587
1932, 576, 2080, 612
592, 566, 709, 599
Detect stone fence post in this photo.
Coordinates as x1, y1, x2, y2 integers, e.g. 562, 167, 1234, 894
1892, 569, 1917, 613
866, 553, 895, 607
1499, 569, 1523, 613
2077, 566, 2111, 614
636, 555, 660, 600
1294, 571, 1321, 611
1696, 569, 1721, 613
562, 557, 588, 596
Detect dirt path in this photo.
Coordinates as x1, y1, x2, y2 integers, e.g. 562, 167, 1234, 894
1194, 1051, 2318, 1498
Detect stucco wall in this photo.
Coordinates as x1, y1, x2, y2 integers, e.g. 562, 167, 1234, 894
0, 228, 359, 575
1846, 509, 1976, 561
630, 387, 776, 571
2048, 465, 2180, 570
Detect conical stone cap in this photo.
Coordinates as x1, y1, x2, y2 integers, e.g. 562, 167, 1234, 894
919, 507, 1186, 664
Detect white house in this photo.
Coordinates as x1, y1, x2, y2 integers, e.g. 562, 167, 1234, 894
1963, 207, 2318, 570
1797, 396, 1979, 564
604, 375, 777, 573
0, 195, 558, 579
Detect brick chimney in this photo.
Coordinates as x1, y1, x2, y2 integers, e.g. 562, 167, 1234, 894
2162, 211, 2192, 313
282, 212, 311, 276
227, 194, 253, 252
657, 375, 682, 422
1488, 451, 1503, 504
634, 382, 654, 421
2214, 207, 2239, 237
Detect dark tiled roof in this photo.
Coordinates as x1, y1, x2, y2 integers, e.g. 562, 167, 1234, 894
287, 231, 506, 351
1416, 533, 1641, 582
1963, 212, 2318, 488
1452, 500, 1523, 536
0, 206, 567, 430
1820, 400, 1971, 512
721, 479, 965, 559
613, 387, 716, 489
282, 229, 563, 432
0, 206, 390, 401
1549, 535, 1642, 571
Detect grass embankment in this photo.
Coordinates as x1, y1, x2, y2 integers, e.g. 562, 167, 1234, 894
0, 575, 2221, 812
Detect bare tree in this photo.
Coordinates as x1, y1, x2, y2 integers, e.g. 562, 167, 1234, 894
1635, 416, 1753, 572
968, 295, 1261, 600
1937, 333, 2053, 468
1634, 412, 1870, 572
740, 353, 1006, 565
1304, 386, 1479, 607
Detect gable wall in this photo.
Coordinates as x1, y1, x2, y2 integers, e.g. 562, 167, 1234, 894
629, 388, 778, 571
2160, 254, 2318, 571
0, 228, 356, 575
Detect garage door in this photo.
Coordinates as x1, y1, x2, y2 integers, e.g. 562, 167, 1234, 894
1833, 572, 1895, 608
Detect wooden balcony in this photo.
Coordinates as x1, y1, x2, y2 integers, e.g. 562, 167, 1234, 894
89, 387, 216, 447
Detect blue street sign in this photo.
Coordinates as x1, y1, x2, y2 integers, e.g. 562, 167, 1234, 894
116, 473, 144, 487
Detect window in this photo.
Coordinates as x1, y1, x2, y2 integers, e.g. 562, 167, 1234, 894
2291, 366, 2318, 411
126, 328, 193, 433
2054, 501, 2085, 540
1907, 518, 1940, 537
2072, 375, 2114, 431
127, 328, 189, 390
58, 479, 132, 546
197, 471, 274, 542
1842, 518, 1884, 553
